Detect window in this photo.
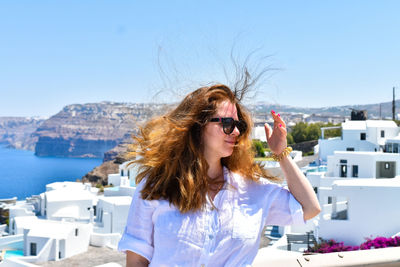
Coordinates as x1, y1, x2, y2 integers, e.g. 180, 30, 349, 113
75, 228, 79, 236
387, 143, 393, 153
340, 159, 347, 163
30, 243, 37, 256
328, 196, 349, 220
352, 165, 358, 177
381, 130, 385, 137
120, 170, 123, 176
394, 144, 399, 153
360, 133, 366, 140
340, 164, 347, 177
385, 162, 390, 169
346, 148, 355, 151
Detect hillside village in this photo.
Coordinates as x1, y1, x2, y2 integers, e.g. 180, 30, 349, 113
2, 109, 400, 266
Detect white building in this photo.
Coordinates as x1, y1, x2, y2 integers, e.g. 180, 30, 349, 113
90, 196, 133, 249
105, 160, 138, 197
108, 160, 137, 188
94, 196, 132, 234
22, 220, 92, 262
318, 178, 400, 245
39, 187, 95, 222
319, 120, 399, 162
10, 216, 39, 235
307, 151, 400, 190
251, 125, 267, 142
304, 138, 400, 247
7, 201, 36, 236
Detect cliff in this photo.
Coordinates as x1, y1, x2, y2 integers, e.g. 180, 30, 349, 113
34, 102, 169, 158
0, 117, 44, 150
82, 143, 132, 185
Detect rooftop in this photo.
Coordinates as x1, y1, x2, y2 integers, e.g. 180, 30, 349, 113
333, 177, 400, 188
342, 120, 397, 130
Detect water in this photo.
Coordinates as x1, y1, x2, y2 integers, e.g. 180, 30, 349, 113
0, 146, 102, 200
4, 250, 24, 259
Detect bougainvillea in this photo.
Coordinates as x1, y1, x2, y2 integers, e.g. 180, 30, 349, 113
305, 236, 400, 253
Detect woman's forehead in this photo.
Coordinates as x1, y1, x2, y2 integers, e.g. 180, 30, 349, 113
215, 100, 238, 117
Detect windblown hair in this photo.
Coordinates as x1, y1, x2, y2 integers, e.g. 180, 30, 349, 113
128, 84, 278, 213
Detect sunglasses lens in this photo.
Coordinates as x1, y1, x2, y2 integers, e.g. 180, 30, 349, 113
220, 118, 247, 135
222, 118, 235, 134
237, 121, 247, 135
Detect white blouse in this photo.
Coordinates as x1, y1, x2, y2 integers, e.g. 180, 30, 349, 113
118, 167, 305, 267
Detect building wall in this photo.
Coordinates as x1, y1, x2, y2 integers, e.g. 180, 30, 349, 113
319, 139, 377, 162
113, 204, 130, 234
330, 152, 400, 178
46, 199, 92, 220
96, 198, 131, 234
24, 235, 49, 258
251, 126, 267, 142
108, 174, 121, 186
64, 223, 92, 258
319, 186, 400, 245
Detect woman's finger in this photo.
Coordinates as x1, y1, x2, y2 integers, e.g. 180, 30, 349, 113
264, 123, 273, 140
271, 110, 286, 129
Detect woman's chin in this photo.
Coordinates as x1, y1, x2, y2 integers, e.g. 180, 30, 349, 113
221, 148, 234, 158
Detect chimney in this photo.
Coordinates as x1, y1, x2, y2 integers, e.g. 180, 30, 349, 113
393, 87, 396, 121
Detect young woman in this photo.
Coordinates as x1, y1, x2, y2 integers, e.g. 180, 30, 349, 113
118, 84, 320, 266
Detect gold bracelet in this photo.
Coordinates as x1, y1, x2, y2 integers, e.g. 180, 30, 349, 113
271, 147, 293, 161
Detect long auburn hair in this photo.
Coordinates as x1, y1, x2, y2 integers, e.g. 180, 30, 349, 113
128, 84, 278, 213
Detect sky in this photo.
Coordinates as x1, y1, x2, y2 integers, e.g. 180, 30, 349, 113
1, 1, 400, 117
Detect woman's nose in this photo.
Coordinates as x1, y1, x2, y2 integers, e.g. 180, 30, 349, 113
231, 126, 240, 136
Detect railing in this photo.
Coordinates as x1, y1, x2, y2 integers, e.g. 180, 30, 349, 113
286, 231, 316, 251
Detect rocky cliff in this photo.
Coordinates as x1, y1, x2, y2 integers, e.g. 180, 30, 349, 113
0, 117, 44, 150
34, 102, 169, 158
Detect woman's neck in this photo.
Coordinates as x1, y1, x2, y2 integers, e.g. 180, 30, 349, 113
207, 158, 223, 180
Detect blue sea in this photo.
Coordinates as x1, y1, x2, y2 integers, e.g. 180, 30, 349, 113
0, 146, 103, 200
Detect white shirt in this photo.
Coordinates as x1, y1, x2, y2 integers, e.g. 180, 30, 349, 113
118, 167, 305, 267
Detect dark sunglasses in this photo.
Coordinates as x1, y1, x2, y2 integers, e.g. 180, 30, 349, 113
209, 117, 247, 136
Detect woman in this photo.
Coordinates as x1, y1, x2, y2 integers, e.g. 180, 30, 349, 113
118, 84, 320, 266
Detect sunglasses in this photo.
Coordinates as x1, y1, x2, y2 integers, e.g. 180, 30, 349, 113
209, 117, 247, 136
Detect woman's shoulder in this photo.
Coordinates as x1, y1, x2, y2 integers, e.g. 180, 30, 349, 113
134, 178, 161, 208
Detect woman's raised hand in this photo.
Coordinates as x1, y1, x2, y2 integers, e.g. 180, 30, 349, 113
264, 110, 287, 155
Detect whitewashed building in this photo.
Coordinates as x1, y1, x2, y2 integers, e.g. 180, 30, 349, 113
307, 151, 400, 190
94, 196, 132, 234
319, 120, 399, 162
90, 196, 132, 249
318, 178, 400, 245
22, 220, 92, 262
39, 188, 95, 222
108, 160, 137, 188
10, 216, 39, 235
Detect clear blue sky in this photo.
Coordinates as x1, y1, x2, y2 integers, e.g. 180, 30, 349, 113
1, 1, 400, 117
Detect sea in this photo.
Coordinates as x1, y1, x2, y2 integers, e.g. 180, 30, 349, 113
0, 145, 103, 200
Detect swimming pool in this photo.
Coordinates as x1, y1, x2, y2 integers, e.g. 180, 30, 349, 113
4, 249, 24, 259
304, 165, 327, 173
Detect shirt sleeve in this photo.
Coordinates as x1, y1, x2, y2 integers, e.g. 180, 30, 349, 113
118, 179, 155, 262
263, 184, 306, 226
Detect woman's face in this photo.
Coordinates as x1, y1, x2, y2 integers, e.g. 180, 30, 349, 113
202, 100, 241, 162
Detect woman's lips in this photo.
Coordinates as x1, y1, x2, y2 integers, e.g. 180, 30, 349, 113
225, 140, 236, 145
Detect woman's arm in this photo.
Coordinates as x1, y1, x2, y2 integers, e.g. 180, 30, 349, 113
264, 110, 321, 221
127, 251, 150, 267
278, 155, 321, 220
